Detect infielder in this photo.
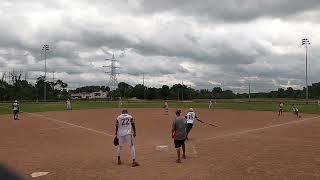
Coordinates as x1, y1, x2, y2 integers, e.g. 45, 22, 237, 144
163, 101, 169, 114
172, 109, 187, 163
115, 109, 139, 167
208, 99, 213, 109
292, 104, 300, 118
66, 99, 72, 110
185, 108, 204, 139
118, 97, 123, 108
12, 100, 19, 120
278, 102, 284, 116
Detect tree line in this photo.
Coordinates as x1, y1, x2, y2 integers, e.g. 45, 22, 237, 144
72, 81, 320, 100
1, 74, 320, 101
0, 73, 69, 101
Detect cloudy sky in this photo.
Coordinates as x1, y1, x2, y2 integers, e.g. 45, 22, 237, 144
0, 0, 319, 92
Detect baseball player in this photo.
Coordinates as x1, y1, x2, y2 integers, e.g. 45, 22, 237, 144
292, 104, 300, 118
66, 99, 72, 110
115, 109, 139, 167
163, 101, 169, 114
278, 102, 284, 116
172, 109, 187, 163
185, 108, 204, 139
208, 99, 213, 109
12, 100, 20, 120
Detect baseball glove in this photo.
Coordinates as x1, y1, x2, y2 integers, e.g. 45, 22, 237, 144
113, 136, 119, 146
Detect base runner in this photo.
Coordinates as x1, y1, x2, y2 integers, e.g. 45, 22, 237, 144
185, 108, 204, 139
115, 109, 140, 167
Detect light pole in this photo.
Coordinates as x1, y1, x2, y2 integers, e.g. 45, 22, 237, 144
302, 38, 310, 102
42, 44, 49, 101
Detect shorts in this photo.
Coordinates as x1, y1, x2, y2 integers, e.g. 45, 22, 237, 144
118, 134, 134, 146
13, 110, 19, 115
187, 123, 193, 134
174, 139, 185, 148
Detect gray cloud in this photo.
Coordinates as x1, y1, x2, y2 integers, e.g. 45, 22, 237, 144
139, 0, 320, 22
0, 0, 319, 92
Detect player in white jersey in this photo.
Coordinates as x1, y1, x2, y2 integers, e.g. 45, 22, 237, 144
163, 101, 169, 114
66, 99, 72, 110
208, 99, 212, 109
115, 109, 139, 167
185, 108, 204, 139
12, 100, 20, 120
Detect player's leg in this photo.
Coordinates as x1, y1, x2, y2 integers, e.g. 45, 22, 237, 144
174, 140, 182, 163
117, 136, 125, 165
181, 140, 186, 159
126, 135, 139, 167
13, 111, 18, 120
186, 123, 193, 139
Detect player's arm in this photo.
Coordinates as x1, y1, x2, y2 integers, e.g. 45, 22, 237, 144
115, 119, 119, 136
171, 121, 176, 138
131, 118, 136, 137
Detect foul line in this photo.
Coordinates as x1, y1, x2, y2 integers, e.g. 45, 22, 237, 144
197, 115, 320, 142
27, 112, 114, 137
39, 126, 74, 131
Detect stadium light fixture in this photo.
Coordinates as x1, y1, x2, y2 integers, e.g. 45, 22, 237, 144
301, 38, 310, 102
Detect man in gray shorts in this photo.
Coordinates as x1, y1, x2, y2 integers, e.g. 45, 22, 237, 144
172, 109, 187, 163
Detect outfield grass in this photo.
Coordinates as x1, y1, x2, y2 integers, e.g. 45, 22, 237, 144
0, 100, 319, 115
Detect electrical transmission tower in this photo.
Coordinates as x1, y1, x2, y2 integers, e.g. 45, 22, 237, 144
103, 53, 120, 91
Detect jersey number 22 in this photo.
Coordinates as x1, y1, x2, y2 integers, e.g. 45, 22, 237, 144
121, 118, 130, 126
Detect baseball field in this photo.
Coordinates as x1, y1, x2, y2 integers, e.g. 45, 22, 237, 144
1, 101, 320, 179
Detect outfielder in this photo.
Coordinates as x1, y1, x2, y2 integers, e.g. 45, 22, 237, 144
115, 109, 139, 167
12, 100, 20, 120
185, 108, 204, 139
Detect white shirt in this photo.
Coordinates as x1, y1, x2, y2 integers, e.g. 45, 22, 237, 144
186, 112, 196, 124
116, 113, 134, 136
12, 103, 19, 111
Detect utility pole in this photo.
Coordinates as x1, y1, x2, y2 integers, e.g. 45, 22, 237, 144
181, 80, 184, 101
52, 71, 55, 90
143, 73, 146, 100
248, 80, 251, 102
302, 38, 310, 103
42, 44, 49, 101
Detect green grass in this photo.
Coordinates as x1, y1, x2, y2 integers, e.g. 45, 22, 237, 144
0, 100, 319, 115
